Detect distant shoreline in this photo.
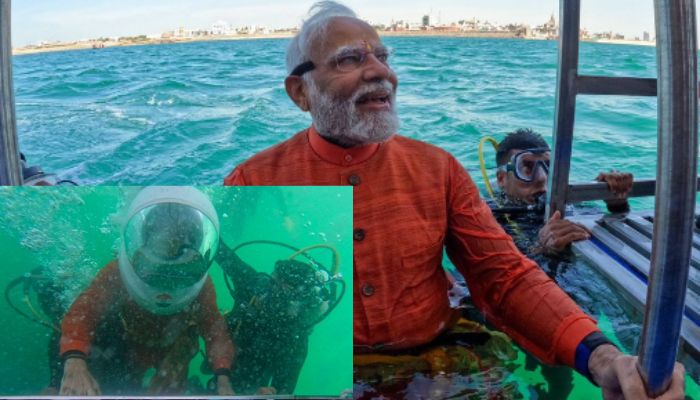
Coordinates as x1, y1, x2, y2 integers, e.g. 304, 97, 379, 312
13, 31, 655, 56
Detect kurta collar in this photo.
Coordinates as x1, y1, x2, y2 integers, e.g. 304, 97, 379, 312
307, 125, 382, 166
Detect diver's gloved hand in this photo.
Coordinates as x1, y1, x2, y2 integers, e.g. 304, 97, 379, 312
589, 344, 685, 399
537, 210, 591, 254
59, 358, 101, 396
216, 374, 235, 396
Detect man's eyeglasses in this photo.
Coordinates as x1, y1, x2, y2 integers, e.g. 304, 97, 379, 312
497, 148, 550, 183
290, 45, 393, 77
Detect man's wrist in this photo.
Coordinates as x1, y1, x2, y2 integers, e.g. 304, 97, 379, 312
574, 331, 618, 386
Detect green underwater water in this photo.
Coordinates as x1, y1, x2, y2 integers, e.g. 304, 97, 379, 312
0, 186, 353, 397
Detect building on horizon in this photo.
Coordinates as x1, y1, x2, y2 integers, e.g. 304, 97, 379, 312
212, 20, 232, 35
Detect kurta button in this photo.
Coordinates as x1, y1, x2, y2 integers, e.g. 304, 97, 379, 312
344, 154, 353, 162
361, 284, 375, 297
354, 228, 366, 241
348, 174, 361, 186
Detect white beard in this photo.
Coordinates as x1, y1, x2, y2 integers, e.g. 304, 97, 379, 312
306, 78, 400, 147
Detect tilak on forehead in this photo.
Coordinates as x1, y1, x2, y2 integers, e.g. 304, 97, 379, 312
333, 39, 377, 52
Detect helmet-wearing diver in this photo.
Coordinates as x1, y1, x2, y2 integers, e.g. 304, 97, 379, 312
212, 240, 345, 395
57, 187, 234, 396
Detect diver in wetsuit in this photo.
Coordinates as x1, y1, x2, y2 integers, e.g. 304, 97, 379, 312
215, 241, 338, 395
489, 129, 633, 399
4, 267, 68, 393
491, 128, 633, 255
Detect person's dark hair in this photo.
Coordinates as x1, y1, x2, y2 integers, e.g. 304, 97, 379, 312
496, 128, 550, 166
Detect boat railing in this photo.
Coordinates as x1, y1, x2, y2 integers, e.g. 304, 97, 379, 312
568, 177, 700, 203
0, 0, 21, 185
552, 0, 697, 396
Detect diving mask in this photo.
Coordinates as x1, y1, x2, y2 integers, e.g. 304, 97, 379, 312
498, 147, 550, 183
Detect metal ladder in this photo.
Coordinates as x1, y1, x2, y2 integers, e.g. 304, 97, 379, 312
549, 0, 697, 395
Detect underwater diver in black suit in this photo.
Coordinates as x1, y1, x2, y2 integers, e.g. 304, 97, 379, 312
213, 240, 344, 395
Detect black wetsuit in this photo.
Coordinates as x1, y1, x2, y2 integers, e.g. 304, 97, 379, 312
218, 252, 311, 395
488, 193, 575, 399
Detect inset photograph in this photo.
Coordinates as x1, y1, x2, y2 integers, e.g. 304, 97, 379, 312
0, 186, 352, 397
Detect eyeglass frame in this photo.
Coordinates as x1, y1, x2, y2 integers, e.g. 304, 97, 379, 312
497, 147, 550, 183
289, 44, 394, 77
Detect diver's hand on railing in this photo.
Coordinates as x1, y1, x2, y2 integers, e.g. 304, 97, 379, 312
59, 357, 101, 396
216, 374, 235, 396
537, 210, 591, 254
589, 344, 686, 399
596, 171, 634, 199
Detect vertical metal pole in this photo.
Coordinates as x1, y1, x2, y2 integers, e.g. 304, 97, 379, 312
548, 0, 580, 217
638, 0, 697, 396
0, 0, 21, 185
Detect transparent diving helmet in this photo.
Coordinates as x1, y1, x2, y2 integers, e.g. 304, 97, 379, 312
119, 187, 220, 315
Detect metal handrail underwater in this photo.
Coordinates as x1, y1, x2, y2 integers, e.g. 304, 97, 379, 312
0, 0, 21, 185
552, 0, 697, 395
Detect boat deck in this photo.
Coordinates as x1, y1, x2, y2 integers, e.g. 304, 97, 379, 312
570, 212, 700, 358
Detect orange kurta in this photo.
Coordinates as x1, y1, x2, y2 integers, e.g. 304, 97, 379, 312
225, 126, 599, 367
60, 261, 233, 372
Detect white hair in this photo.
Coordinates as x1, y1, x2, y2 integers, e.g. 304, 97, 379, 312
286, 1, 358, 74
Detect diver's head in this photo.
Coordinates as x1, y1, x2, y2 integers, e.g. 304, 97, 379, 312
119, 187, 220, 315
285, 1, 399, 148
496, 129, 550, 205
267, 259, 330, 324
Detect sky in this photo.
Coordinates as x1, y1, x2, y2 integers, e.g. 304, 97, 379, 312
12, 0, 657, 47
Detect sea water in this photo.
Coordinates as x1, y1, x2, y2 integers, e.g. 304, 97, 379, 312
10, 37, 700, 397
0, 186, 353, 396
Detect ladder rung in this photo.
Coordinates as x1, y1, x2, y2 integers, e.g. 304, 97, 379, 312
567, 177, 700, 203
577, 76, 657, 96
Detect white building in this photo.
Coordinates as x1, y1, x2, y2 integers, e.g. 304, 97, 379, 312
211, 20, 231, 35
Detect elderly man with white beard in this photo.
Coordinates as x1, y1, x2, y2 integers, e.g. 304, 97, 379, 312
224, 1, 685, 398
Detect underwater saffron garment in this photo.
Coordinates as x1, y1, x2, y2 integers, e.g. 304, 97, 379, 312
60, 261, 233, 372
226, 126, 599, 367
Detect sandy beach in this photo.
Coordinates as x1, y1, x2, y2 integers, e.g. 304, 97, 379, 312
13, 31, 656, 56
12, 33, 296, 56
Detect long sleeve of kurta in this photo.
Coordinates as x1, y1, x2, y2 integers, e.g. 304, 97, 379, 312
196, 277, 235, 372
224, 126, 601, 368
60, 261, 125, 356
